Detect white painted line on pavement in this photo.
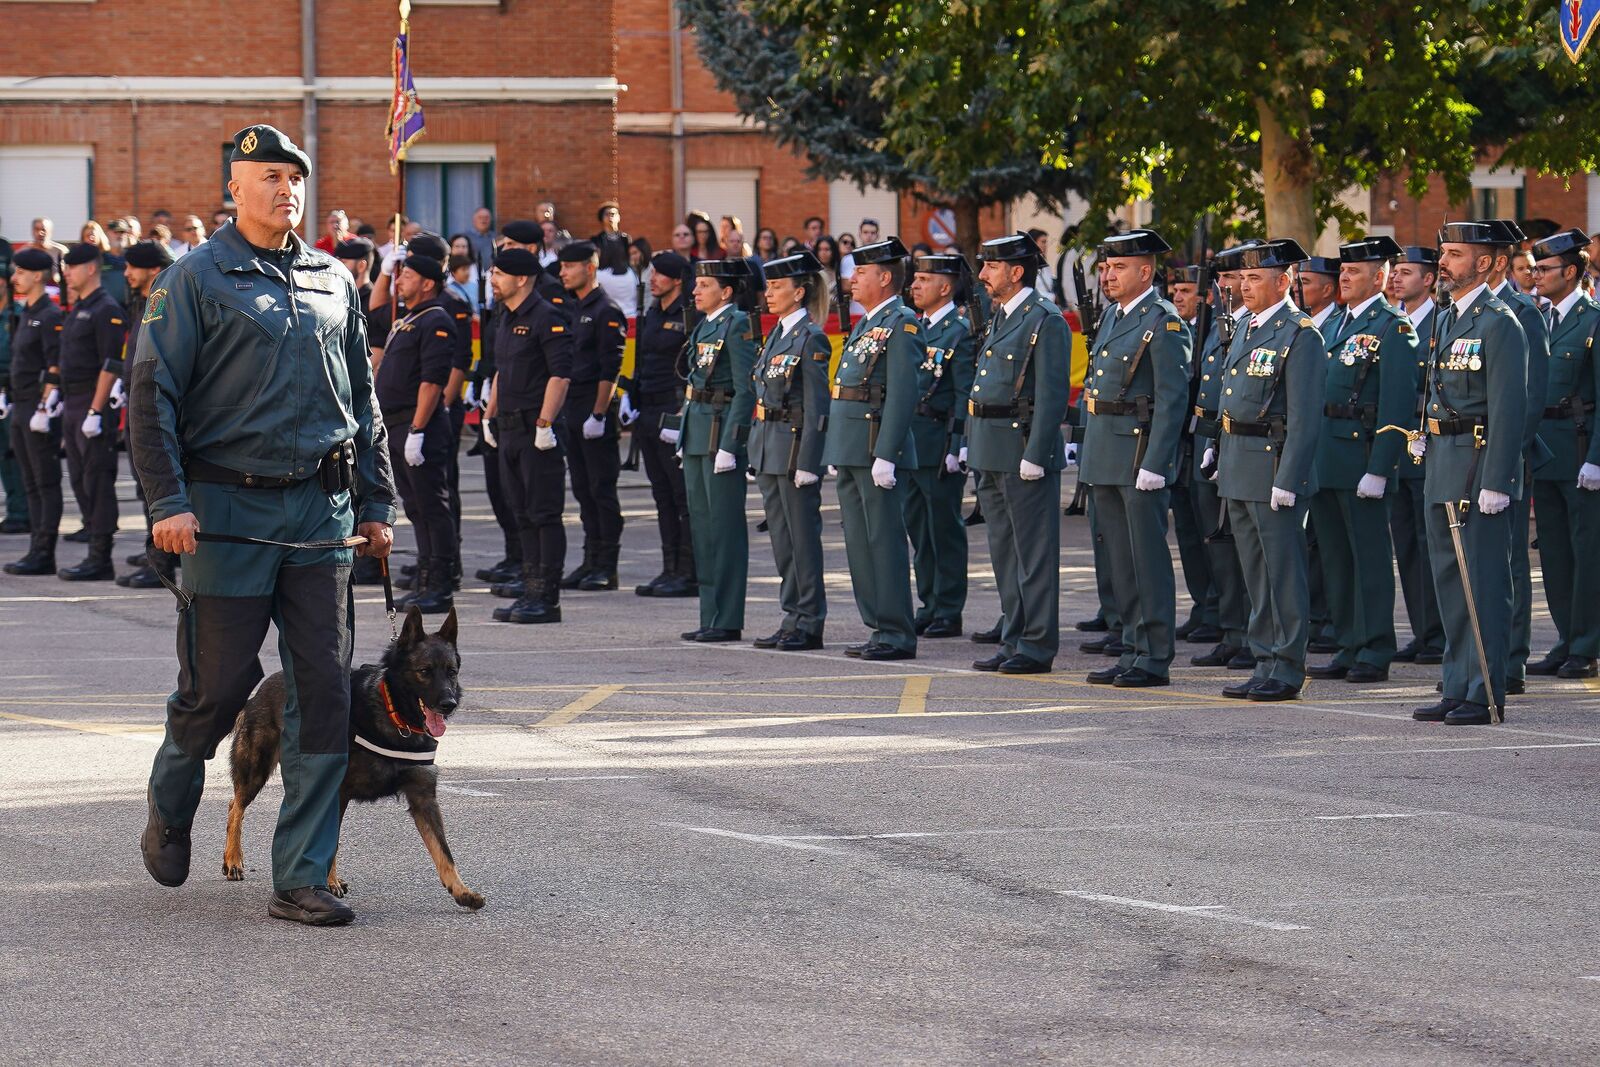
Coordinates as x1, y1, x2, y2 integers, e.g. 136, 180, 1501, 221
749, 811, 1448, 844
671, 824, 848, 854
1058, 891, 1310, 932
448, 775, 643, 784
1312, 812, 1437, 821
437, 784, 501, 797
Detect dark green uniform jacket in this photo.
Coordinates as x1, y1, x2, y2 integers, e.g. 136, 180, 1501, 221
1217, 300, 1326, 503
1314, 295, 1418, 489
1422, 286, 1527, 504
822, 297, 921, 469
1538, 293, 1600, 481
965, 289, 1071, 473
680, 305, 757, 460
748, 313, 832, 477
1080, 289, 1191, 486
906, 304, 977, 469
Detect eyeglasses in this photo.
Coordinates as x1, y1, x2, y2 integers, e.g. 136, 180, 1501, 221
674, 230, 691, 237
183, 226, 198, 232
1528, 265, 1565, 276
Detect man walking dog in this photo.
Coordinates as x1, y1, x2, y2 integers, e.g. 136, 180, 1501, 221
130, 125, 397, 925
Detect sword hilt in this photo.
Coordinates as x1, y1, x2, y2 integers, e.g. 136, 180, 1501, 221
1378, 423, 1425, 466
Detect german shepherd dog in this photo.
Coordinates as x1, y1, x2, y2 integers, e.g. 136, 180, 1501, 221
222, 605, 485, 910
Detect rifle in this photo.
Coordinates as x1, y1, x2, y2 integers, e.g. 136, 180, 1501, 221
835, 270, 853, 333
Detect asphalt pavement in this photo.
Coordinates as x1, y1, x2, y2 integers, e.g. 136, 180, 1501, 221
1, 458, 1598, 1066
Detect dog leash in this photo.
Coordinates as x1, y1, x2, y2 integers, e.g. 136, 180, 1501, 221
150, 532, 379, 616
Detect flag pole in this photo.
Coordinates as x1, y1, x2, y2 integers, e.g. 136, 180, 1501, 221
392, 0, 411, 258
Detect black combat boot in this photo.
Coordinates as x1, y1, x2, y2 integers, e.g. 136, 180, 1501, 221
476, 531, 521, 583
560, 546, 596, 590
5, 532, 57, 576
635, 545, 673, 596
407, 557, 455, 614
509, 567, 562, 623
395, 559, 428, 609
579, 545, 619, 592
58, 534, 115, 581
494, 564, 542, 622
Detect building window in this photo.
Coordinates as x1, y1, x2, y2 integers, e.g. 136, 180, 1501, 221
221, 143, 235, 208
1470, 166, 1524, 221
403, 148, 494, 238
0, 145, 94, 237
686, 169, 761, 241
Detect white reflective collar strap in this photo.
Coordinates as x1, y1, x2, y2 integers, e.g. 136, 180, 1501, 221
352, 733, 437, 762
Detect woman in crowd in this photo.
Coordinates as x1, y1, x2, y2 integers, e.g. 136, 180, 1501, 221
754, 228, 781, 263
813, 234, 843, 317
671, 223, 696, 259
688, 212, 723, 260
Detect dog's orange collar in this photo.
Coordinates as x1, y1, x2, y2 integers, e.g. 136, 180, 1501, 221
378, 678, 422, 737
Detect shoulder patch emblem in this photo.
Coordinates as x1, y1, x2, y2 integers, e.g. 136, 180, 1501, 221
903, 323, 919, 335
1300, 317, 1314, 327
435, 330, 451, 338
110, 317, 123, 325
1166, 321, 1182, 332
741, 330, 753, 341
550, 325, 565, 333
142, 289, 168, 324
1398, 323, 1413, 335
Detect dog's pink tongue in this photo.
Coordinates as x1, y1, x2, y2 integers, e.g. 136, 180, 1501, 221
423, 708, 447, 738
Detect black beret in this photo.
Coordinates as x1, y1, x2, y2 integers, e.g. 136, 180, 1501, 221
63, 243, 101, 267
501, 220, 542, 245
1338, 235, 1403, 263
762, 250, 823, 280
492, 248, 541, 276
1098, 228, 1172, 258
650, 250, 691, 280
1530, 228, 1590, 261
402, 255, 444, 284
12, 248, 54, 272
334, 237, 374, 261
229, 124, 311, 177
557, 240, 598, 263
123, 241, 174, 269
407, 232, 449, 261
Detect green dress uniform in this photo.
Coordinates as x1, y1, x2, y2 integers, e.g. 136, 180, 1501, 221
679, 267, 758, 635
1309, 243, 1418, 676
1075, 351, 1123, 643
1215, 240, 1327, 695
1421, 273, 1527, 717
129, 126, 396, 894
1169, 267, 1218, 635
903, 282, 977, 634
1079, 237, 1191, 681
1190, 299, 1253, 662
1389, 286, 1445, 661
749, 278, 833, 643
968, 235, 1072, 667
1527, 229, 1600, 669
821, 250, 922, 656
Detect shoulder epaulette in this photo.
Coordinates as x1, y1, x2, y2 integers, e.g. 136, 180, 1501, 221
1300, 317, 1314, 328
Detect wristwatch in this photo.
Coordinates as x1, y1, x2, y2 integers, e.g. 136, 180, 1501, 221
536, 418, 552, 428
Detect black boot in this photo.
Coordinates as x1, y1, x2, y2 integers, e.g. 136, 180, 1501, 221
117, 564, 165, 588
561, 545, 595, 590
635, 545, 673, 596
395, 559, 428, 608
407, 557, 455, 614
490, 572, 526, 598
477, 530, 522, 583
579, 550, 619, 592
5, 532, 57, 576
59, 534, 115, 581
494, 564, 543, 623
509, 567, 562, 623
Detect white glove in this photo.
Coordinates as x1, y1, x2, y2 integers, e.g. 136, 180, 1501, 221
1408, 436, 1427, 460
108, 379, 126, 410
1019, 459, 1045, 481
794, 469, 819, 488
659, 426, 680, 446
43, 389, 62, 418
714, 449, 737, 474
405, 429, 426, 467
619, 394, 639, 427
480, 418, 498, 449
29, 407, 50, 434
943, 453, 961, 475
1270, 487, 1297, 511
81, 411, 103, 438
1477, 489, 1510, 515
0, 392, 10, 420
535, 424, 557, 451
1578, 463, 1600, 491
381, 247, 407, 276
1064, 442, 1079, 469
1356, 473, 1388, 499
1135, 468, 1166, 491
827, 465, 838, 477
1201, 446, 1218, 482
583, 414, 605, 440
958, 446, 968, 467
871, 457, 897, 489
463, 381, 479, 409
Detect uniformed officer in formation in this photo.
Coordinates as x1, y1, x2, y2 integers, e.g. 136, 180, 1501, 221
968, 233, 1071, 674
1525, 228, 1600, 678
1188, 244, 1255, 670
1410, 221, 1528, 725
678, 257, 758, 642
55, 242, 128, 581
375, 252, 458, 612
116, 239, 178, 589
904, 253, 978, 638
1385, 246, 1445, 664
1210, 239, 1326, 702
823, 238, 922, 661
749, 250, 832, 650
132, 123, 396, 925
556, 240, 628, 591
484, 246, 572, 624
630, 250, 700, 598
1080, 229, 1191, 687
1166, 265, 1220, 643
1305, 236, 1417, 683
1295, 253, 1343, 654
4, 248, 64, 576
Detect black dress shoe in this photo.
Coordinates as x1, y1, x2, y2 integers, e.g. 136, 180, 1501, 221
1392, 643, 1420, 663
140, 789, 190, 888
0, 518, 29, 535
1345, 664, 1389, 683
116, 565, 166, 589
1113, 667, 1170, 688
1526, 653, 1565, 676
1086, 664, 1123, 684
269, 886, 355, 926
1412, 698, 1460, 721
1226, 649, 1257, 670
649, 576, 697, 598
476, 558, 519, 584
922, 617, 962, 639
998, 654, 1050, 675
1176, 618, 1199, 639
1506, 677, 1526, 695
971, 621, 1003, 645
753, 629, 788, 649
64, 528, 90, 543
914, 619, 931, 636
1184, 624, 1223, 644
1558, 656, 1598, 679
693, 628, 742, 643
1102, 638, 1128, 657
972, 652, 1008, 672
777, 632, 823, 651
1306, 636, 1341, 654
861, 644, 915, 661
1247, 679, 1300, 702
1413, 649, 1444, 665
634, 573, 668, 596
126, 551, 149, 567
1190, 643, 1241, 668
1075, 615, 1109, 633
1444, 702, 1493, 726
844, 642, 877, 658
1222, 678, 1262, 699
1306, 662, 1349, 680
680, 627, 708, 642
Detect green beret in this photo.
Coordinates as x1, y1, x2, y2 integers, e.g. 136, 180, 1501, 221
230, 124, 311, 177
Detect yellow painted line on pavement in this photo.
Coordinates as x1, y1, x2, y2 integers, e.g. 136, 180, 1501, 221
0, 698, 166, 708
534, 684, 626, 728
897, 675, 931, 715
0, 709, 163, 737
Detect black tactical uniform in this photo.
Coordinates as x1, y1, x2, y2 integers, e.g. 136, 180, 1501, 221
4, 254, 63, 575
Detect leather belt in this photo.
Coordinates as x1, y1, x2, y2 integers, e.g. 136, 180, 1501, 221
685, 385, 732, 405
61, 379, 98, 397
1544, 399, 1596, 419
831, 384, 877, 403
1427, 416, 1485, 436
1086, 398, 1136, 416
1324, 403, 1376, 421
967, 400, 1018, 419
915, 402, 952, 419
1220, 411, 1283, 439
184, 458, 305, 489
754, 405, 796, 423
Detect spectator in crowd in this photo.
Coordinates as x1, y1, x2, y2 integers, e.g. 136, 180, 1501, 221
803, 216, 824, 249
446, 254, 481, 317
779, 236, 801, 257
175, 215, 206, 257
539, 221, 562, 272
28, 218, 68, 266
813, 234, 843, 316
670, 222, 695, 258
1028, 228, 1057, 297
79, 221, 110, 251
838, 231, 856, 257
448, 233, 481, 290
315, 209, 350, 254
377, 214, 409, 265
211, 209, 230, 233
629, 237, 655, 292
535, 201, 557, 225
839, 219, 879, 317
687, 212, 721, 260
754, 228, 780, 263
148, 209, 174, 241
466, 206, 496, 266
719, 216, 746, 256
105, 218, 134, 251
148, 224, 175, 261
593, 203, 637, 316
725, 227, 752, 258
79, 221, 129, 303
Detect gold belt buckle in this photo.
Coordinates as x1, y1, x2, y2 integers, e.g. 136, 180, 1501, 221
684, 384, 694, 401
1472, 423, 1486, 449
1426, 418, 1443, 435
1086, 399, 1100, 415
1221, 411, 1235, 433
755, 407, 766, 421
967, 400, 978, 416
1192, 405, 1206, 419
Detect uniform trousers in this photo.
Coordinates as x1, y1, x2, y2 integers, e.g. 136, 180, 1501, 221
682, 452, 747, 630
9, 407, 61, 534
1190, 474, 1248, 648
1532, 479, 1600, 660
497, 417, 567, 583
977, 468, 1061, 663
386, 406, 457, 565
902, 463, 967, 624
61, 392, 118, 537
1309, 488, 1398, 669
1389, 474, 1444, 653
755, 472, 826, 637
638, 396, 694, 576
561, 389, 624, 572
836, 465, 917, 653
0, 416, 26, 523
1170, 478, 1218, 628
1091, 482, 1176, 675
1227, 496, 1311, 688
1426, 501, 1512, 709
1507, 490, 1533, 681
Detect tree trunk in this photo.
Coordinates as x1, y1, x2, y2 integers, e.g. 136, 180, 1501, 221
1256, 97, 1317, 250
954, 198, 983, 259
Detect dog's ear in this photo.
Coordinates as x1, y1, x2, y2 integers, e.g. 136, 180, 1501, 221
437, 607, 458, 647
400, 604, 426, 646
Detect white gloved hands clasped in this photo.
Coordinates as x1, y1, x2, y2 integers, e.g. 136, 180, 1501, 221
28, 406, 50, 434
81, 410, 103, 438
43, 389, 62, 419
463, 382, 480, 409
659, 426, 680, 446
1201, 446, 1218, 481
1135, 468, 1166, 491
1270, 487, 1297, 511
1578, 463, 1600, 491
404, 429, 426, 467
793, 469, 820, 489
0, 392, 10, 420
582, 414, 606, 440
871, 457, 897, 489
1019, 459, 1045, 481
714, 449, 737, 474
1477, 489, 1511, 515
619, 394, 639, 427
